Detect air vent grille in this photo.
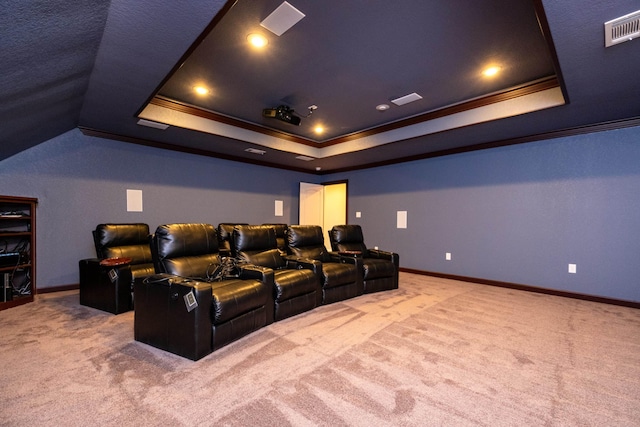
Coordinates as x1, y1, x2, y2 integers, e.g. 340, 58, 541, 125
605, 10, 640, 47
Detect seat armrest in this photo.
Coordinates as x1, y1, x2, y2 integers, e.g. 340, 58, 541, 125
283, 254, 298, 266
238, 264, 274, 282
237, 264, 275, 325
285, 256, 320, 272
327, 252, 343, 263
294, 258, 322, 285
367, 249, 399, 267
79, 258, 133, 314
134, 274, 213, 360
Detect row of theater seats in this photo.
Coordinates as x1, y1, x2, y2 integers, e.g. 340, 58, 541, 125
79, 223, 399, 360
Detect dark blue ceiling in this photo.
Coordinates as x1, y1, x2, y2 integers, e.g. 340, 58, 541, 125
2, 0, 639, 173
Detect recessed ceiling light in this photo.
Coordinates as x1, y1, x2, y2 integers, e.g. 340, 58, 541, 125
482, 66, 501, 77
296, 155, 315, 161
376, 104, 390, 111
193, 86, 210, 95
245, 148, 266, 155
247, 33, 268, 48
313, 125, 324, 134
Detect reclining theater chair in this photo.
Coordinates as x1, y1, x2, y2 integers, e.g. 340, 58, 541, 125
232, 225, 322, 321
79, 223, 155, 314
217, 223, 248, 258
262, 223, 288, 254
287, 225, 362, 304
328, 225, 399, 293
134, 223, 273, 360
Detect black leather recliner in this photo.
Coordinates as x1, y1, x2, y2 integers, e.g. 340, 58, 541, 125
217, 223, 248, 257
79, 223, 155, 314
287, 225, 362, 304
262, 223, 288, 254
232, 225, 322, 321
328, 224, 399, 293
134, 223, 274, 360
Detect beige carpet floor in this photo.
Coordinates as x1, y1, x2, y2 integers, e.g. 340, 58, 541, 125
1, 273, 639, 426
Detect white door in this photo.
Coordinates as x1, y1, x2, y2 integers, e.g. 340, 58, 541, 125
299, 181, 347, 250
299, 182, 324, 226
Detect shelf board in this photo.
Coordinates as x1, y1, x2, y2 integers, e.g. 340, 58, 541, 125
0, 294, 34, 310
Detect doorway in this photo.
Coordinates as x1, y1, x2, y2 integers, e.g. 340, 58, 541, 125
299, 181, 347, 250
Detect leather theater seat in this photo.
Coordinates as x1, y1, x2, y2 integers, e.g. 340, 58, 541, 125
328, 224, 399, 294
134, 223, 273, 360
262, 223, 288, 254
79, 223, 154, 314
217, 223, 248, 258
232, 225, 321, 321
287, 225, 362, 304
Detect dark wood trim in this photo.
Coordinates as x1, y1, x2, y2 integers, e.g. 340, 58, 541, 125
135, 0, 238, 117
149, 77, 559, 148
325, 116, 640, 174
532, 0, 570, 103
0, 295, 34, 311
150, 97, 318, 147
323, 77, 560, 146
38, 284, 79, 293
78, 127, 315, 174
81, 115, 640, 175
400, 267, 640, 309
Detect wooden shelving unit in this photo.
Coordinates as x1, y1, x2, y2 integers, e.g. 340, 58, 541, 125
0, 195, 37, 310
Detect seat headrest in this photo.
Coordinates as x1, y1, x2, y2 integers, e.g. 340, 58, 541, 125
287, 225, 324, 248
232, 225, 277, 253
263, 223, 288, 237
287, 225, 329, 261
154, 223, 218, 260
93, 223, 150, 258
328, 225, 367, 254
217, 223, 248, 242
329, 225, 364, 244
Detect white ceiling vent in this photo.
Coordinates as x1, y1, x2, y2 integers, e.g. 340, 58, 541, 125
137, 119, 169, 130
604, 10, 640, 47
391, 92, 423, 106
261, 1, 305, 36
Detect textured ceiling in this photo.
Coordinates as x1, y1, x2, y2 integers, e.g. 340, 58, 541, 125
2, 0, 640, 173
1, 0, 110, 160
155, 0, 556, 142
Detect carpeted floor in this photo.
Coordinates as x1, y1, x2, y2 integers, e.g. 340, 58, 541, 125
1, 273, 639, 426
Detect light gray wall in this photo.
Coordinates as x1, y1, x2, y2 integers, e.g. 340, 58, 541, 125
0, 129, 317, 289
326, 125, 640, 303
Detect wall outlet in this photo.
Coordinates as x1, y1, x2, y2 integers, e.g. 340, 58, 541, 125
446, 252, 452, 261
374, 246, 379, 250
355, 211, 361, 218
568, 263, 577, 274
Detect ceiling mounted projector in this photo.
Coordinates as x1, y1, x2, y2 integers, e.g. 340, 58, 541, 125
262, 105, 301, 126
